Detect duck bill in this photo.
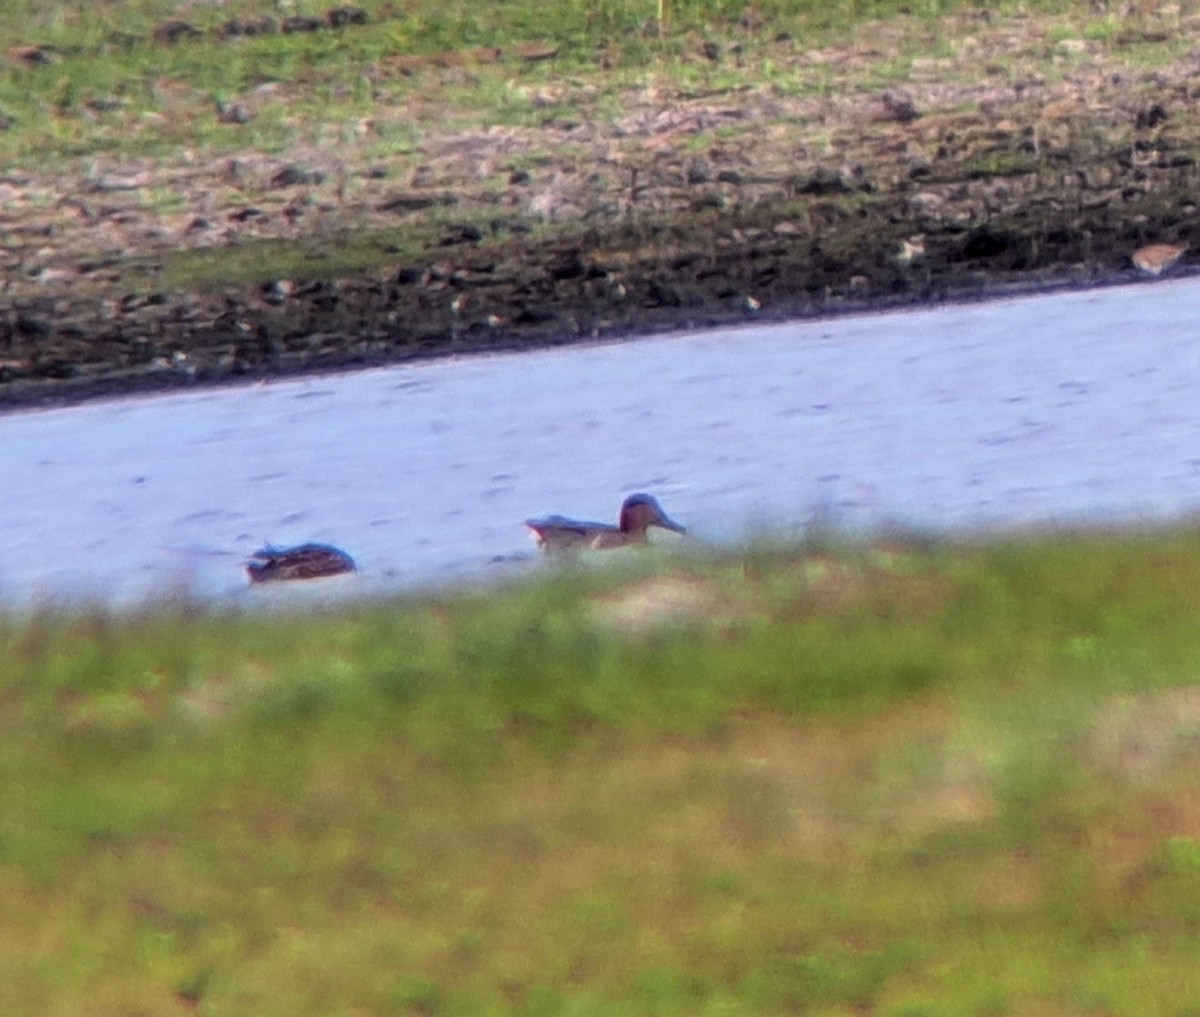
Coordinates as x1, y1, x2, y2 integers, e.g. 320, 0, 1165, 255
658, 514, 687, 536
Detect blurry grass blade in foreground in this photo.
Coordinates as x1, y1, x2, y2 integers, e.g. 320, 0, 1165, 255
6, 529, 1200, 1012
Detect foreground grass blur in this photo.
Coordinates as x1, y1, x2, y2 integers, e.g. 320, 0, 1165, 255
6, 528, 1200, 1014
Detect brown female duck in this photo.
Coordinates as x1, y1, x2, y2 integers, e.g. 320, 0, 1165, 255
245, 542, 357, 583
525, 493, 686, 552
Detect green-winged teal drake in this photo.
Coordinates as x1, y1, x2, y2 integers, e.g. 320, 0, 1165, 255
525, 493, 686, 552
246, 542, 357, 583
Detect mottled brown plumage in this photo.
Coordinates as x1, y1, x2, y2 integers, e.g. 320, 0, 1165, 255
246, 542, 356, 583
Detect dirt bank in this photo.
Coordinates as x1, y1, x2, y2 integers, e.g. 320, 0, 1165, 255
2, 9, 1198, 408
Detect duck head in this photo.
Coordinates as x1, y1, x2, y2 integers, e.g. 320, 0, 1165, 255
618, 493, 687, 542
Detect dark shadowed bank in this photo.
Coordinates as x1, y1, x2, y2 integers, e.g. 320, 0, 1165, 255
2, 5, 1198, 409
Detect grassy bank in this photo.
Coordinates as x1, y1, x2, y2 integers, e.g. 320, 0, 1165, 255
0, 0, 1166, 165
7, 529, 1200, 1014
4, 0, 1200, 404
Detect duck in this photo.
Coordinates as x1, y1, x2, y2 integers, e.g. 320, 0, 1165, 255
525, 493, 686, 552
245, 542, 357, 583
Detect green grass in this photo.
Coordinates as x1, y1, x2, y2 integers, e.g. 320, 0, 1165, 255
3, 0, 1192, 302
0, 0, 1149, 164
160, 229, 414, 290
8, 528, 1200, 1013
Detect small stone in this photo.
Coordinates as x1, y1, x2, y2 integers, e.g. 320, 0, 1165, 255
896, 235, 926, 265
153, 20, 201, 44
269, 165, 317, 188
1131, 242, 1188, 277
327, 6, 369, 28
219, 16, 277, 37
16, 315, 53, 337
217, 102, 253, 125
281, 15, 324, 33
684, 157, 712, 185
10, 45, 54, 66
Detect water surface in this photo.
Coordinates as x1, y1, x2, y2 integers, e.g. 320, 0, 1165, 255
5, 277, 1200, 609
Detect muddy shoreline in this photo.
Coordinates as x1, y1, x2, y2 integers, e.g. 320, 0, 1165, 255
3, 11, 1198, 410
0, 261, 1150, 413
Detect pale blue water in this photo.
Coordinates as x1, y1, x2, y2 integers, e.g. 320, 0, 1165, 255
4, 276, 1200, 608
